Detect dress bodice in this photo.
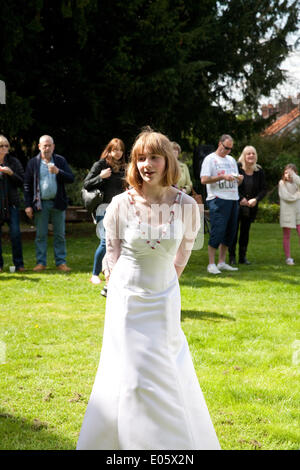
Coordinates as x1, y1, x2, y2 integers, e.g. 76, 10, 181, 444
103, 190, 200, 293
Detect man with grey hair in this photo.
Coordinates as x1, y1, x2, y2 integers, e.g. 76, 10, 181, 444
24, 135, 74, 272
201, 135, 243, 274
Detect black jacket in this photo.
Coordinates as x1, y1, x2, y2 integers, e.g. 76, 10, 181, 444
0, 154, 24, 207
83, 159, 125, 204
238, 163, 267, 221
24, 153, 74, 211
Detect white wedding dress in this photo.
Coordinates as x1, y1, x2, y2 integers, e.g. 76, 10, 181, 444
77, 191, 220, 450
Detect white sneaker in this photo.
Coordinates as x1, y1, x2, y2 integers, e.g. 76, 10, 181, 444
286, 258, 295, 265
207, 264, 221, 274
217, 262, 238, 271
90, 275, 101, 285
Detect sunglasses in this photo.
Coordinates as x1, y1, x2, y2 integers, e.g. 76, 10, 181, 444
0, 144, 9, 148
222, 143, 233, 151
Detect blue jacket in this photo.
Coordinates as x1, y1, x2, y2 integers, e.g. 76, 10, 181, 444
24, 153, 74, 211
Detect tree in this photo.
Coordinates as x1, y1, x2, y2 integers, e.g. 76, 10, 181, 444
0, 0, 299, 168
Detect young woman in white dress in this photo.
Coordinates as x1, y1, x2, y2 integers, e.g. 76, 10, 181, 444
77, 128, 220, 450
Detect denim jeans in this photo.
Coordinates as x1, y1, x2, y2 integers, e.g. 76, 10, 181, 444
34, 200, 66, 266
92, 237, 106, 275
207, 198, 239, 249
92, 210, 107, 275
0, 206, 24, 269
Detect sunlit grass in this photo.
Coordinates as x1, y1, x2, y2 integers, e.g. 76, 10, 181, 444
0, 222, 299, 449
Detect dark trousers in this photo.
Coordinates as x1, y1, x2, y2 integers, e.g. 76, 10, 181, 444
0, 206, 24, 269
229, 214, 252, 260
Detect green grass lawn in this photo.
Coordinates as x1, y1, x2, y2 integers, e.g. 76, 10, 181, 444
0, 222, 299, 450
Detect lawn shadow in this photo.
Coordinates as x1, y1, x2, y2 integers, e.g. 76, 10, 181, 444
182, 264, 300, 287
0, 274, 39, 282
180, 277, 237, 288
22, 267, 92, 275
0, 408, 75, 450
225, 264, 300, 285
181, 309, 236, 322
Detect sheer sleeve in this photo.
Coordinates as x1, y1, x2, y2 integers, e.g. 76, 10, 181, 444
102, 196, 122, 275
174, 197, 201, 270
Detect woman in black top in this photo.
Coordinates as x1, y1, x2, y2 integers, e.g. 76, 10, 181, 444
83, 138, 126, 287
229, 146, 267, 265
0, 135, 25, 272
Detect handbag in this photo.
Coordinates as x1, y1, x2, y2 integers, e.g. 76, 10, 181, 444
81, 187, 104, 212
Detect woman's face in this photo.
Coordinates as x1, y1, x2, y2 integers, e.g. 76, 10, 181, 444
172, 147, 180, 159
284, 169, 293, 182
0, 140, 9, 158
137, 152, 166, 186
111, 146, 123, 160
244, 149, 256, 166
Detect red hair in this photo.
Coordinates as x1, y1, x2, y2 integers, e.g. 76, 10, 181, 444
100, 138, 126, 172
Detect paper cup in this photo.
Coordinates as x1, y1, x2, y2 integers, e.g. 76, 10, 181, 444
9, 266, 16, 273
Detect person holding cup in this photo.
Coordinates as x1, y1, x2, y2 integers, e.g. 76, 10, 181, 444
200, 134, 244, 274
24, 135, 74, 272
0, 135, 25, 273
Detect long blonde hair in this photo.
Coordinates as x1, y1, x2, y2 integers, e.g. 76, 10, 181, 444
0, 135, 10, 150
238, 145, 259, 171
126, 127, 180, 190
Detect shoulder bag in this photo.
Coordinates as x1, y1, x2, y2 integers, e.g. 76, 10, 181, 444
81, 187, 104, 212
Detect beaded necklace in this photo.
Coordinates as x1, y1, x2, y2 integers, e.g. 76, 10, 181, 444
128, 190, 182, 249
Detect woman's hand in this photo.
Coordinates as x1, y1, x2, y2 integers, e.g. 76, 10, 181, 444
240, 197, 248, 206
25, 207, 34, 219
103, 269, 110, 283
248, 198, 257, 208
100, 168, 112, 179
0, 166, 13, 176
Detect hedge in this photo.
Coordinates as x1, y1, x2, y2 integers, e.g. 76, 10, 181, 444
255, 203, 279, 224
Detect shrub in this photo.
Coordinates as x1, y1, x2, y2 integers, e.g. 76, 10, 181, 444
67, 166, 89, 206
255, 203, 279, 223
250, 133, 300, 190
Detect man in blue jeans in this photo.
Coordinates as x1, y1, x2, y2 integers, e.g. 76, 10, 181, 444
24, 135, 74, 272
200, 135, 244, 274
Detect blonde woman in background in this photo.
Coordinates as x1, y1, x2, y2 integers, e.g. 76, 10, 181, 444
229, 145, 267, 265
172, 141, 192, 194
0, 135, 25, 272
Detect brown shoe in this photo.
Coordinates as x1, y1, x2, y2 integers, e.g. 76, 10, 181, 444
16, 267, 26, 272
33, 264, 46, 272
57, 264, 71, 272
